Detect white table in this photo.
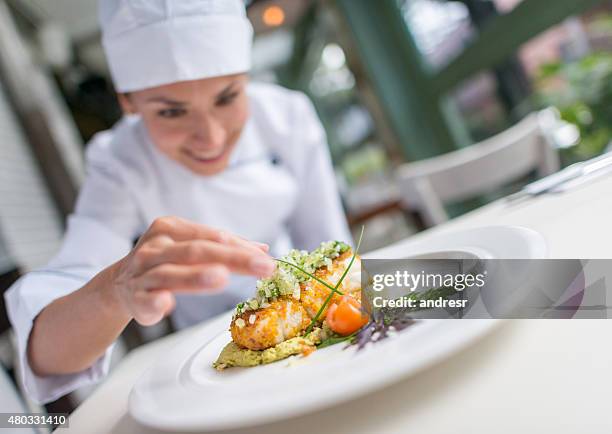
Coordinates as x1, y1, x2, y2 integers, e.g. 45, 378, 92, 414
58, 175, 612, 434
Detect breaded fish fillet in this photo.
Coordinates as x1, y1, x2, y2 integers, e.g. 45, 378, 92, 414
231, 252, 361, 350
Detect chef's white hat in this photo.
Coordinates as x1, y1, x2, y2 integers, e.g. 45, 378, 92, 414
99, 0, 253, 92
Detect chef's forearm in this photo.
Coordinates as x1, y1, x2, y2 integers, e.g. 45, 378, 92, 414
27, 261, 132, 376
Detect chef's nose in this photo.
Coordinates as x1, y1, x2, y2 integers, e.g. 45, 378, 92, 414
192, 114, 226, 148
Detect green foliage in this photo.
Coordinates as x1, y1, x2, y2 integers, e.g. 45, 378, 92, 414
536, 50, 612, 160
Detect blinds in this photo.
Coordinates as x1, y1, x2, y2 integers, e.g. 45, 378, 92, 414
0, 83, 64, 271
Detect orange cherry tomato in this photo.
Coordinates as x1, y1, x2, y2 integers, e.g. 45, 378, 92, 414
326, 295, 369, 336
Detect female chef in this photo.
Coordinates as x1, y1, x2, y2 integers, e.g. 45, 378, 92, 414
5, 0, 351, 403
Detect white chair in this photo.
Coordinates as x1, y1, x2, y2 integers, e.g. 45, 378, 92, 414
395, 109, 561, 227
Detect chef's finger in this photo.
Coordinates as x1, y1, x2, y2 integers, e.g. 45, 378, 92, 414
134, 263, 230, 293
143, 216, 268, 254
218, 231, 270, 253
136, 240, 276, 277
145, 216, 227, 243
131, 289, 176, 326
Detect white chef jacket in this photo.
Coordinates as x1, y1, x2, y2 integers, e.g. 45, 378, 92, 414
5, 82, 351, 403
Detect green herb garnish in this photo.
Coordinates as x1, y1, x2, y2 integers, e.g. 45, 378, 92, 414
274, 259, 343, 297
235, 241, 350, 316
317, 331, 358, 349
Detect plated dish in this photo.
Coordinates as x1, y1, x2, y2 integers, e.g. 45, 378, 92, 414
214, 240, 367, 369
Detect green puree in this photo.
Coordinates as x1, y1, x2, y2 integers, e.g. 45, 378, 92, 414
213, 328, 324, 370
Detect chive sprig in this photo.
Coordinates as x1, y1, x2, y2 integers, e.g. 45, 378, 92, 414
304, 226, 364, 333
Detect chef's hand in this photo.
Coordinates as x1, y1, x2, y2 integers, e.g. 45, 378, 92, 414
109, 216, 276, 326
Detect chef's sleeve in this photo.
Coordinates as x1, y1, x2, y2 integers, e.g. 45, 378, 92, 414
286, 93, 352, 251
4, 143, 142, 404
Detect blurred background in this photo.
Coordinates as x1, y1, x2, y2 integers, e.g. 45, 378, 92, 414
0, 0, 610, 418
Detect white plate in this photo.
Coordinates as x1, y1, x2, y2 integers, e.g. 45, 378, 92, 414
129, 226, 547, 432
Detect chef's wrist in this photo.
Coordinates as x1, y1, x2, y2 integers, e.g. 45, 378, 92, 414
93, 259, 133, 323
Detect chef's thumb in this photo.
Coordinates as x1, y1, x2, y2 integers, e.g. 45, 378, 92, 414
154, 290, 176, 318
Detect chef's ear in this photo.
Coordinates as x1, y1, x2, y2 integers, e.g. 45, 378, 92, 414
117, 93, 136, 115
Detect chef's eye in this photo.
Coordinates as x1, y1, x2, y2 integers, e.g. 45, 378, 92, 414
216, 92, 238, 107
157, 108, 187, 118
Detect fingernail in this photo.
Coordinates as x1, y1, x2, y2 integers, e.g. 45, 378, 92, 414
250, 256, 276, 276
217, 231, 229, 243
254, 242, 270, 252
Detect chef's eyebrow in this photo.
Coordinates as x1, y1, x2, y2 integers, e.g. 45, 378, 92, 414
216, 81, 239, 100
145, 96, 187, 106
144, 81, 239, 105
